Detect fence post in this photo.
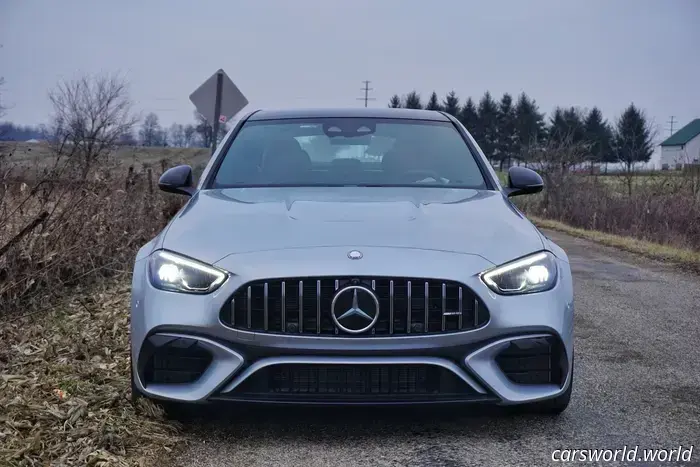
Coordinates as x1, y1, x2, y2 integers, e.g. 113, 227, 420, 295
147, 168, 153, 194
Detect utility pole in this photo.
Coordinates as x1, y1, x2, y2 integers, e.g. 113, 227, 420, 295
666, 116, 677, 136
356, 80, 376, 107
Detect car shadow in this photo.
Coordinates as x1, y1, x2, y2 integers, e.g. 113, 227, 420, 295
178, 402, 565, 442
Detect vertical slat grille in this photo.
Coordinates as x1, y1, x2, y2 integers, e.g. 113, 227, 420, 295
441, 283, 446, 332
299, 280, 304, 334
247, 286, 252, 329
263, 282, 269, 331
281, 281, 286, 331
423, 282, 429, 333
389, 280, 394, 335
316, 280, 321, 335
223, 277, 489, 337
406, 280, 412, 334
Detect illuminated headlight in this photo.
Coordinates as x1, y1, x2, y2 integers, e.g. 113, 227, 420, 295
480, 251, 558, 295
148, 250, 228, 294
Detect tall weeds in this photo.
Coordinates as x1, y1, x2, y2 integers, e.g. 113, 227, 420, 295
0, 148, 186, 316
515, 171, 700, 250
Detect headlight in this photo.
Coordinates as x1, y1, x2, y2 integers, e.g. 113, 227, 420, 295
480, 251, 558, 295
148, 250, 228, 294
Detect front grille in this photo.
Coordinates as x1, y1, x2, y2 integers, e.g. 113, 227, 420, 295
141, 337, 213, 385
495, 336, 567, 387
220, 276, 489, 336
231, 364, 479, 398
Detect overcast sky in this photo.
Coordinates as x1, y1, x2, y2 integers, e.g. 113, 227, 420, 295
2, 0, 699, 146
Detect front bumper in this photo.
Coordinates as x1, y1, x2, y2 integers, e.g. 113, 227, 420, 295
130, 246, 575, 406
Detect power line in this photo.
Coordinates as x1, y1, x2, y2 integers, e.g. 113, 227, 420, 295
356, 80, 376, 107
666, 116, 677, 136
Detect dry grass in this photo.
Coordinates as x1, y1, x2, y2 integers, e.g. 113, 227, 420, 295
0, 278, 183, 466
0, 147, 193, 466
7, 142, 210, 172
530, 216, 700, 273
0, 157, 187, 313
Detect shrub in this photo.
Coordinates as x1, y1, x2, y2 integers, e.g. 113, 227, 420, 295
0, 154, 186, 315
515, 172, 700, 251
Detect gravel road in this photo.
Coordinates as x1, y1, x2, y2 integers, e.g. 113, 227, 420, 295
174, 230, 700, 467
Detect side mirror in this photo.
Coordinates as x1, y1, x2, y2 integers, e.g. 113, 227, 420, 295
158, 165, 195, 196
505, 166, 543, 197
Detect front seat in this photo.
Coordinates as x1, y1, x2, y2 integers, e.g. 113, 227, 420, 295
260, 136, 312, 183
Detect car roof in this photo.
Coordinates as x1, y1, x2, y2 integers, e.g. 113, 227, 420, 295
247, 107, 451, 122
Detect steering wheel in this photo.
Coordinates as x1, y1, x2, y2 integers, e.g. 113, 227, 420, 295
397, 169, 444, 183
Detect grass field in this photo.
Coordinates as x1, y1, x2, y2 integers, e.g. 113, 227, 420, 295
3, 141, 211, 171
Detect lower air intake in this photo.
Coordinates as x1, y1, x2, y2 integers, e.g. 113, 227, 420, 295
141, 337, 213, 385
495, 336, 567, 387
228, 363, 488, 402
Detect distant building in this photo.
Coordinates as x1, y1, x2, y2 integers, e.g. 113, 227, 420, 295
25, 138, 40, 143
659, 118, 700, 169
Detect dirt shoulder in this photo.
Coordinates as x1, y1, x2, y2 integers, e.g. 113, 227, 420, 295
0, 279, 183, 467
531, 215, 700, 274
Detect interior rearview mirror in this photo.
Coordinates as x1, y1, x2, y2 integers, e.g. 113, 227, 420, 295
158, 165, 195, 196
505, 166, 544, 197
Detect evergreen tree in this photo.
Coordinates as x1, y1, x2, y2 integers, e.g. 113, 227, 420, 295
614, 103, 654, 171
425, 92, 442, 111
548, 107, 567, 143
563, 107, 586, 143
388, 95, 402, 108
403, 91, 423, 109
514, 92, 547, 156
497, 93, 517, 169
442, 91, 460, 116
583, 107, 613, 170
475, 91, 499, 160
459, 97, 478, 133
548, 106, 585, 145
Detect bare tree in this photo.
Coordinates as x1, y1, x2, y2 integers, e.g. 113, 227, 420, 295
183, 124, 196, 147
194, 111, 228, 148
0, 76, 6, 120
677, 146, 700, 201
139, 112, 165, 146
168, 123, 186, 147
48, 72, 138, 178
522, 138, 590, 219
0, 77, 7, 140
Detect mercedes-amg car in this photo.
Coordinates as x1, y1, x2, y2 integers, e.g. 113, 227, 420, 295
130, 107, 575, 415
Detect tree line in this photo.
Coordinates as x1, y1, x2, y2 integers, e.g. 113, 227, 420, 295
0, 112, 227, 149
130, 111, 229, 148
0, 69, 658, 174
388, 90, 656, 171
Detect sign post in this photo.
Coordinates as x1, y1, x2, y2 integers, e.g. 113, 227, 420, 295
189, 69, 248, 155
211, 70, 224, 155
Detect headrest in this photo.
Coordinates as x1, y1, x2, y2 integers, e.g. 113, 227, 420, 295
261, 136, 311, 173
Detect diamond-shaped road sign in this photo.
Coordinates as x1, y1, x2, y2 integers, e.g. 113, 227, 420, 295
189, 69, 248, 124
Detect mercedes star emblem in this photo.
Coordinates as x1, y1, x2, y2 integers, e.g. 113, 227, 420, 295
330, 285, 380, 334
347, 250, 363, 260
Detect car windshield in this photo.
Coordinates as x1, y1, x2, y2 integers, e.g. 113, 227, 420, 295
210, 117, 487, 189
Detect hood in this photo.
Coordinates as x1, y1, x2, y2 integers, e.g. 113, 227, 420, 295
161, 187, 544, 266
